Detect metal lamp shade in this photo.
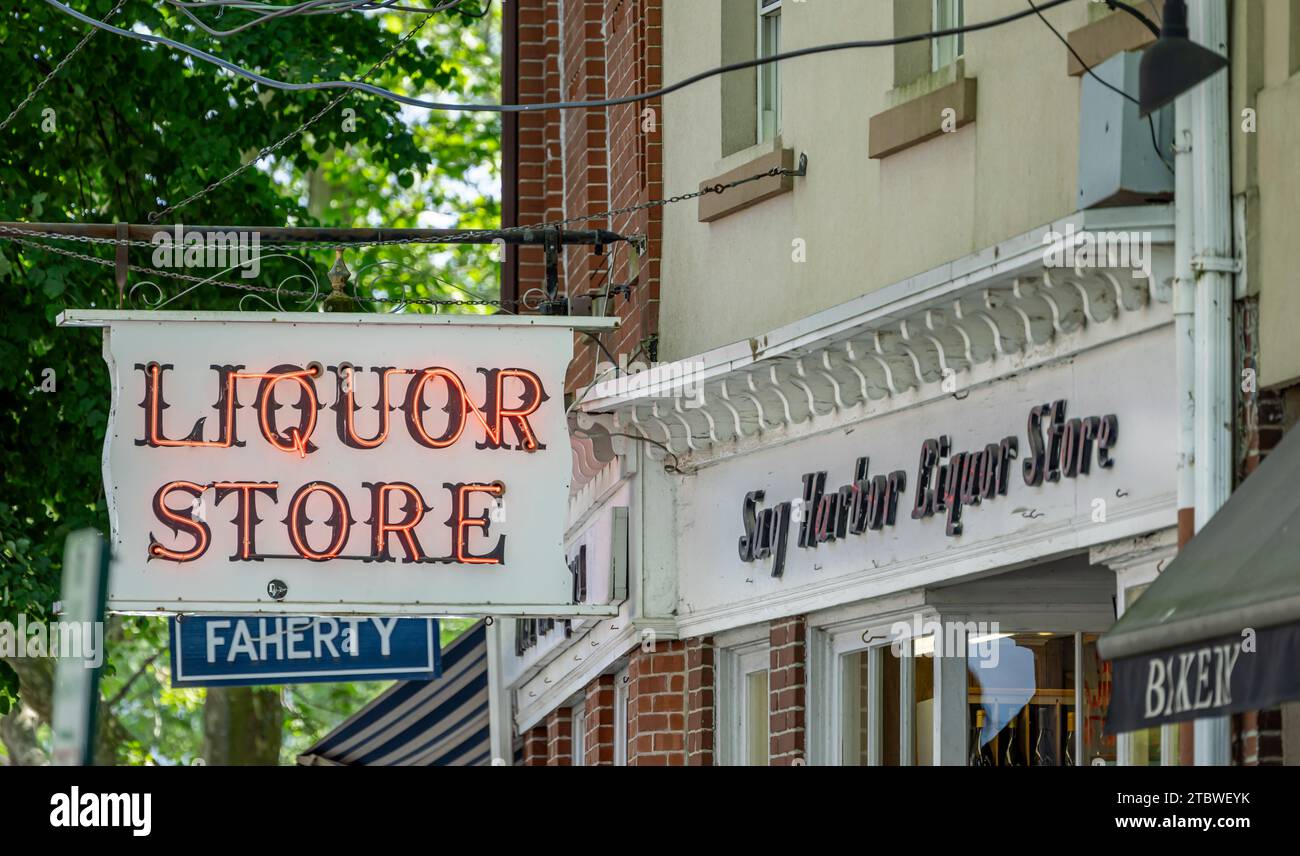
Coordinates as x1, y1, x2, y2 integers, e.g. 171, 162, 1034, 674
1137, 0, 1228, 117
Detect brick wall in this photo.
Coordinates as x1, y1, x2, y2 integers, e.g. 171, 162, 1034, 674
515, 0, 564, 302
626, 640, 688, 765
522, 723, 549, 766
1231, 296, 1288, 766
545, 706, 574, 765
583, 672, 617, 765
770, 616, 807, 765
686, 636, 715, 765
512, 0, 663, 395
1234, 708, 1285, 766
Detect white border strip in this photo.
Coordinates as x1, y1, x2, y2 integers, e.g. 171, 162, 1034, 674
57, 309, 620, 331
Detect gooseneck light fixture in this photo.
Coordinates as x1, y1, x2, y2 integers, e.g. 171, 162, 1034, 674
1107, 0, 1229, 116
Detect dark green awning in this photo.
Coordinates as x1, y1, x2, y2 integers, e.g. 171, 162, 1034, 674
1099, 426, 1300, 661
1099, 424, 1300, 732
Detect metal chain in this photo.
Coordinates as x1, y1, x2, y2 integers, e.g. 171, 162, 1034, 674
0, 0, 129, 133
1, 165, 796, 251
148, 10, 437, 224
0, 164, 798, 307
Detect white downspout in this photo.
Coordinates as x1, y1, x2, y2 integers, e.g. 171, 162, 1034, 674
1169, 87, 1196, 769
1188, 0, 1234, 766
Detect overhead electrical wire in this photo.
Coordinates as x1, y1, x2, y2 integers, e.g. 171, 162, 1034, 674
0, 159, 804, 311
42, 0, 1074, 113
1025, 0, 1174, 173
163, 0, 487, 38
3, 160, 799, 254
148, 5, 440, 222
0, 0, 128, 133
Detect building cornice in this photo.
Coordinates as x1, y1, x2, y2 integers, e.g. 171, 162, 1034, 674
581, 205, 1175, 463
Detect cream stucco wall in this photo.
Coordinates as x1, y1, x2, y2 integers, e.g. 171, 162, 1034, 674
1258, 69, 1300, 388
1242, 0, 1300, 388
658, 0, 1096, 361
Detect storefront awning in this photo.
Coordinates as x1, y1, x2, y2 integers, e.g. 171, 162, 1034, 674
297, 621, 490, 766
1098, 427, 1300, 733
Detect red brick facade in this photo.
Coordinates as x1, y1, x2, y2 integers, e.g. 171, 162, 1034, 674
546, 705, 574, 765
583, 672, 617, 765
686, 637, 716, 765
522, 723, 549, 766
769, 616, 807, 765
511, 0, 663, 395
626, 640, 688, 765
1230, 296, 1289, 766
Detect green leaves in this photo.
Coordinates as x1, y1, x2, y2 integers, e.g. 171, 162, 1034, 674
0, 1, 502, 763
0, 662, 17, 717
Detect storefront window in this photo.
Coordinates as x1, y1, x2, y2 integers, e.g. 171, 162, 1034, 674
1119, 586, 1179, 765
842, 650, 871, 765
839, 640, 924, 766
724, 645, 770, 766
1081, 633, 1117, 765
882, 647, 901, 765
914, 644, 935, 766
966, 632, 1115, 766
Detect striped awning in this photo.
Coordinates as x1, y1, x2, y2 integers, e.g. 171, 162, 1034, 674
297, 621, 490, 766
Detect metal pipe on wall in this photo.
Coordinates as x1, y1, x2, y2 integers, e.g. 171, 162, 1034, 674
1171, 84, 1198, 769
1188, 0, 1234, 767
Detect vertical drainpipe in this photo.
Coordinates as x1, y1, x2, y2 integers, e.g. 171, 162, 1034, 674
1188, 0, 1234, 766
1171, 87, 1197, 768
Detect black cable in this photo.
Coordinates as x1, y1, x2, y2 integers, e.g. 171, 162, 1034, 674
45, 0, 1074, 114
1026, 0, 1174, 174
581, 330, 619, 373
1105, 1, 1161, 36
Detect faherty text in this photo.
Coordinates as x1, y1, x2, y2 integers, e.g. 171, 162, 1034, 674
738, 400, 1117, 576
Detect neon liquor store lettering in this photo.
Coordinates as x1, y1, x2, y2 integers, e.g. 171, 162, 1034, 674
738, 400, 1118, 575
138, 361, 550, 566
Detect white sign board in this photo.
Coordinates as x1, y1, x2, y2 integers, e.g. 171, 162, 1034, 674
58, 310, 618, 616
677, 325, 1178, 636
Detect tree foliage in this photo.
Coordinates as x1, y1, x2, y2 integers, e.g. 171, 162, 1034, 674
0, 0, 500, 764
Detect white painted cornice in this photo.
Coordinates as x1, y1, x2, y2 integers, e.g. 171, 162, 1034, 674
581, 205, 1176, 464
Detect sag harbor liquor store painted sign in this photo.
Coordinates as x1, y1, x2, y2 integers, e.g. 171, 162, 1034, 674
678, 326, 1178, 632
58, 310, 618, 616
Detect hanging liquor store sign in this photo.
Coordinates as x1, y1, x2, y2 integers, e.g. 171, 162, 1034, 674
57, 310, 619, 616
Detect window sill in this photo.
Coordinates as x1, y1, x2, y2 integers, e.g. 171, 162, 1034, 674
697, 144, 796, 223
868, 75, 977, 160
1065, 0, 1163, 77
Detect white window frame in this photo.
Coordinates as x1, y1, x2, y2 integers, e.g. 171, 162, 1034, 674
757, 0, 782, 144
1115, 571, 1180, 766
814, 607, 965, 767
613, 665, 629, 766
570, 700, 587, 766
828, 631, 899, 766
718, 636, 770, 766
931, 0, 964, 72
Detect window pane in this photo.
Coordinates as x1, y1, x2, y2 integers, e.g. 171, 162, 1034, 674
967, 632, 1075, 766
1081, 633, 1117, 765
572, 707, 586, 766
914, 642, 935, 765
746, 669, 770, 765
759, 10, 781, 141
881, 647, 901, 766
931, 0, 963, 71
841, 650, 870, 765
